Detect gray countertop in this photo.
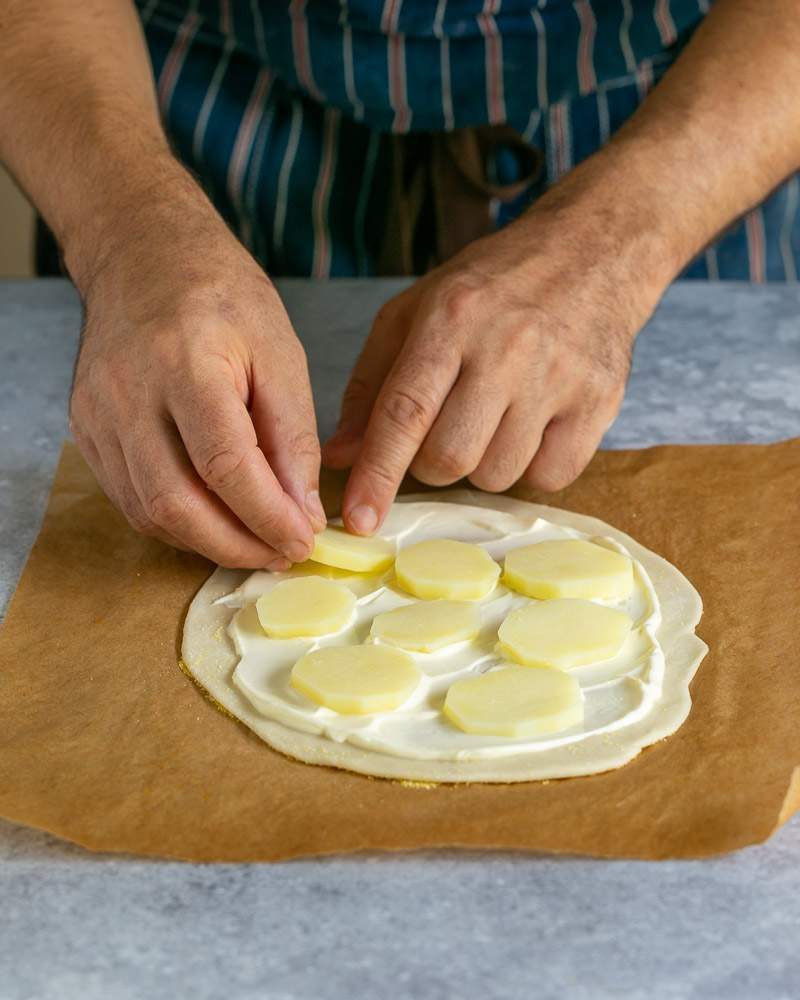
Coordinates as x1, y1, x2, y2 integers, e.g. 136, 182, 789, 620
1, 279, 799, 1000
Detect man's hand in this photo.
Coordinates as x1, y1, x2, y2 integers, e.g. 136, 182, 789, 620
1, 1, 325, 567
324, 0, 800, 537
323, 170, 674, 536
70, 197, 325, 569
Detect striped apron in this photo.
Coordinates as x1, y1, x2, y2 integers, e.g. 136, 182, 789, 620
135, 0, 800, 281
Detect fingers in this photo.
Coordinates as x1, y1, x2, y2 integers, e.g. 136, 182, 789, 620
82, 431, 190, 552
322, 296, 410, 470
122, 418, 292, 569
170, 375, 315, 562
409, 369, 507, 486
522, 406, 608, 493
341, 336, 461, 534
250, 340, 326, 531
468, 403, 547, 493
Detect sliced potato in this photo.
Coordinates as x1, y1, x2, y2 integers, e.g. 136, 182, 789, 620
443, 666, 583, 738
498, 599, 632, 670
504, 539, 634, 600
371, 600, 481, 652
310, 526, 395, 573
395, 539, 500, 601
291, 644, 421, 714
255, 577, 356, 638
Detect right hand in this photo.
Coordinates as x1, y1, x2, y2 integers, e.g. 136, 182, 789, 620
68, 192, 325, 569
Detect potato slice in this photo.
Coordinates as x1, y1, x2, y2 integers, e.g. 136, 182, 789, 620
371, 600, 481, 653
291, 645, 421, 714
503, 539, 633, 600
310, 526, 395, 573
443, 666, 583, 738
255, 577, 355, 638
395, 539, 500, 600
498, 599, 632, 670
283, 560, 356, 581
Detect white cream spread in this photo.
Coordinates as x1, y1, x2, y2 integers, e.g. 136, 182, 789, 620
217, 501, 664, 762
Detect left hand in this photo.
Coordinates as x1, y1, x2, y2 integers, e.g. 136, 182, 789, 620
323, 182, 674, 536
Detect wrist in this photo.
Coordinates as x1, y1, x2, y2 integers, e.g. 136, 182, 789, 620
527, 143, 688, 309
61, 147, 219, 299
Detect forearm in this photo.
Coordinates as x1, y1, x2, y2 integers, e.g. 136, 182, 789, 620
613, 0, 800, 265
0, 0, 211, 292
523, 0, 800, 296
334, 3, 800, 518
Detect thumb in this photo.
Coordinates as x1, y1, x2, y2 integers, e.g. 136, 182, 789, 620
251, 338, 326, 531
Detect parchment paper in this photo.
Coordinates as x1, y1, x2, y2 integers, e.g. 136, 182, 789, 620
0, 440, 798, 861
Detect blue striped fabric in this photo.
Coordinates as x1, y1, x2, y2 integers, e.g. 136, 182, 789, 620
136, 0, 800, 281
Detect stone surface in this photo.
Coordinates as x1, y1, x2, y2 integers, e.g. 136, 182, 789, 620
1, 279, 799, 1000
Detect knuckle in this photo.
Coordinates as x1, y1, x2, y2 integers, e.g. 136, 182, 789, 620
578, 343, 632, 401
468, 464, 516, 494
414, 446, 471, 485
501, 331, 529, 363
434, 447, 471, 480
145, 488, 194, 532
198, 446, 248, 492
148, 327, 186, 371
380, 386, 437, 433
288, 429, 321, 463
524, 459, 579, 493
504, 320, 541, 357
434, 278, 480, 326
525, 468, 569, 493
574, 371, 624, 430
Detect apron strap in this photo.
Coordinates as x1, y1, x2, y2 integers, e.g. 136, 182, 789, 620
379, 124, 542, 275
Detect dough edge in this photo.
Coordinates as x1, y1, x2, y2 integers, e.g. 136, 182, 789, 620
181, 490, 708, 783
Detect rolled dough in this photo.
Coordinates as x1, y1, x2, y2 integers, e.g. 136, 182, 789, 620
181, 491, 707, 783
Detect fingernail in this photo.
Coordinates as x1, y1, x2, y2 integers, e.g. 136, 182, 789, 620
347, 503, 378, 535
267, 556, 291, 573
305, 490, 327, 528
281, 539, 311, 563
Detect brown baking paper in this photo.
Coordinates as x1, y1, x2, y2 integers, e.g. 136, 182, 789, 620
1, 441, 798, 861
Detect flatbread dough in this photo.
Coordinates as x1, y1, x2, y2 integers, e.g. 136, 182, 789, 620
181, 491, 707, 782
